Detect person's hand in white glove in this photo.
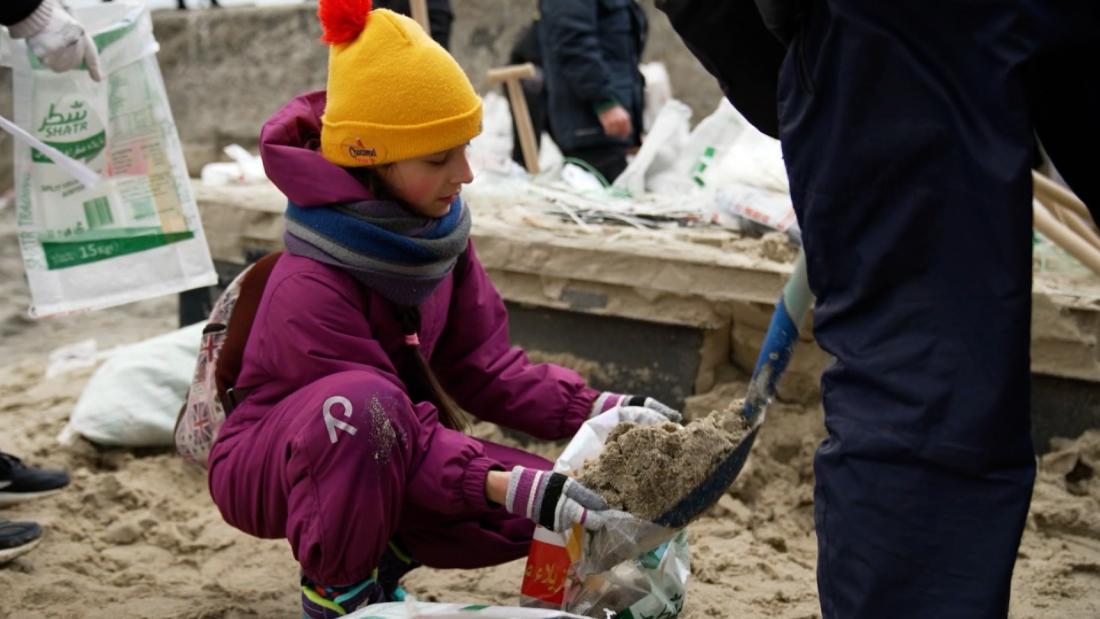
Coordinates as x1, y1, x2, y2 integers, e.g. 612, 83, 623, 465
501, 466, 611, 533
613, 405, 679, 427
591, 392, 683, 424
487, 465, 673, 574
8, 0, 102, 81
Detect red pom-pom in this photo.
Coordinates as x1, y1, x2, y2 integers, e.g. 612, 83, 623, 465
318, 0, 373, 45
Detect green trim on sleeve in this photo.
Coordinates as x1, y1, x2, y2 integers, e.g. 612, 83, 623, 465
594, 98, 622, 115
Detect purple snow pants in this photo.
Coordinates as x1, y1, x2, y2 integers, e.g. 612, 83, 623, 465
208, 370, 551, 585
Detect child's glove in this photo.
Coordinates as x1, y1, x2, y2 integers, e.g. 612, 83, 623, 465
505, 466, 609, 532
591, 392, 682, 423
9, 0, 102, 81
613, 405, 677, 427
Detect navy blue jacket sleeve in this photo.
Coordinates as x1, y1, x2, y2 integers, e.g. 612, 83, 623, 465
656, 0, 786, 138
1, 0, 42, 27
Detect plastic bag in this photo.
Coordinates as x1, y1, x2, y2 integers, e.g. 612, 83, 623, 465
673, 98, 749, 191
714, 183, 800, 241
468, 91, 526, 177
3, 1, 216, 317
711, 124, 789, 194
611, 99, 691, 196
639, 62, 672, 134
520, 409, 690, 618
200, 144, 267, 187
684, 98, 787, 194
58, 322, 204, 448
347, 599, 587, 618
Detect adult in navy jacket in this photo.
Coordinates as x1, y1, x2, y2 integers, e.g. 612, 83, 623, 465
658, 0, 1098, 617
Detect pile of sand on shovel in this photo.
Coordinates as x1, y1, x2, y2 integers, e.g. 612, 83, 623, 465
578, 400, 752, 521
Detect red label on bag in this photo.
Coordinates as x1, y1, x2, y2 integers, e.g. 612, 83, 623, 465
520, 528, 571, 606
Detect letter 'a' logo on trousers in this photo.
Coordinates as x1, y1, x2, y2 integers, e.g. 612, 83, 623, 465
322, 395, 357, 444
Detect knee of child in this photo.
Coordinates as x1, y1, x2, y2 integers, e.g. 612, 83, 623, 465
306, 371, 419, 458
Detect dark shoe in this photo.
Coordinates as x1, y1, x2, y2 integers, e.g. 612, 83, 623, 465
301, 573, 386, 618
0, 519, 43, 564
377, 540, 421, 602
0, 452, 69, 507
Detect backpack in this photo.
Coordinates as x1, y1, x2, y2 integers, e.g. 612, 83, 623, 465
174, 251, 283, 467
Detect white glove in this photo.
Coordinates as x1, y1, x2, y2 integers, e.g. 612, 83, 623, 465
614, 405, 677, 427
591, 392, 683, 424
10, 0, 102, 81
633, 397, 683, 423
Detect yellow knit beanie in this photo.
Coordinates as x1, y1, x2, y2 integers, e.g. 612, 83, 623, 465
318, 0, 482, 167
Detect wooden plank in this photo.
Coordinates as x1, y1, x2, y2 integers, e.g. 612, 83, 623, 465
409, 0, 429, 33
1034, 199, 1100, 277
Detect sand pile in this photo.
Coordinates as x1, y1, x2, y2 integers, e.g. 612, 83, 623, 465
1, 205, 1099, 617
578, 401, 751, 520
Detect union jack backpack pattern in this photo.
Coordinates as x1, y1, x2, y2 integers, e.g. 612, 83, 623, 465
175, 252, 282, 467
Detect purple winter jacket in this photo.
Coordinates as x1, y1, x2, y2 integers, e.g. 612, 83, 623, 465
214, 92, 599, 519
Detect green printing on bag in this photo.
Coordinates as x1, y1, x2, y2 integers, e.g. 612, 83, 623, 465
83, 197, 113, 229
92, 20, 139, 53
31, 131, 107, 163
691, 146, 717, 188
41, 230, 194, 269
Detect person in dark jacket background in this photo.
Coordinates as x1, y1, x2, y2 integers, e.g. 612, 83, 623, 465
538, 0, 647, 183
659, 0, 1098, 617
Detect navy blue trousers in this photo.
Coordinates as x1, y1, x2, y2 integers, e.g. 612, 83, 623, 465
776, 1, 1099, 616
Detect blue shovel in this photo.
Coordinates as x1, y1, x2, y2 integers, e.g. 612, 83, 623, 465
653, 249, 814, 529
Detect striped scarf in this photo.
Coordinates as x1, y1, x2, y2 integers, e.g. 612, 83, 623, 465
283, 195, 471, 306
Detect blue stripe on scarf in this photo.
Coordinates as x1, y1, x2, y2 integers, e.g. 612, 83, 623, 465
285, 200, 462, 265
420, 200, 463, 240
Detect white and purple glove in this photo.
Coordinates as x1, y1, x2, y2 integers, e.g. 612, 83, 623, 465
591, 392, 682, 424
505, 466, 609, 532
9, 0, 102, 81
613, 405, 677, 427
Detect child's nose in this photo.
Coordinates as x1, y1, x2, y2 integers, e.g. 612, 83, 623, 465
451, 151, 474, 185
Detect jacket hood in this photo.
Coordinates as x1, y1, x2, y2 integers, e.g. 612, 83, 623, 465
259, 91, 374, 207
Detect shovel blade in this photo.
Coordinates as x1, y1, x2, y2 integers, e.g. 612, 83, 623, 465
653, 425, 760, 529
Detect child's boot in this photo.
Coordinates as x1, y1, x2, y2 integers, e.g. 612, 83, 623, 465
377, 541, 421, 602
300, 572, 385, 618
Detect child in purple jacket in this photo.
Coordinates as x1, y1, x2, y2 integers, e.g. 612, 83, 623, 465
205, 3, 679, 617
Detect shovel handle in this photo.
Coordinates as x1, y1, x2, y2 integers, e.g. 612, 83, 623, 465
742, 249, 812, 424
653, 248, 813, 528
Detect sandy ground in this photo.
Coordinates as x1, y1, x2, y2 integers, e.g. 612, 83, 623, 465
2, 204, 1100, 618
